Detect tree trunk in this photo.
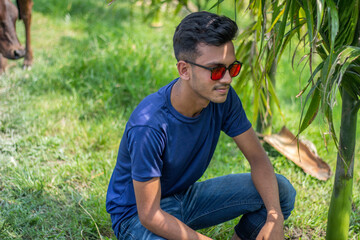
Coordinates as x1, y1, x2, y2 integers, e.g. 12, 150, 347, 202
326, 88, 358, 240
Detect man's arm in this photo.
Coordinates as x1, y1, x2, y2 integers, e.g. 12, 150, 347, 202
133, 177, 212, 240
233, 127, 284, 240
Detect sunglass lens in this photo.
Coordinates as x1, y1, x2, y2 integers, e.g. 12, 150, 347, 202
229, 63, 241, 77
211, 66, 226, 80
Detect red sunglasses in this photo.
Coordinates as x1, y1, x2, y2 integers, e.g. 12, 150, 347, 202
185, 60, 242, 80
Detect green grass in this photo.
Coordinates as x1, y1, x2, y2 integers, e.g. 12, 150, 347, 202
0, 0, 359, 239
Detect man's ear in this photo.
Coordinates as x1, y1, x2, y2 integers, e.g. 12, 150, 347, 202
177, 60, 191, 80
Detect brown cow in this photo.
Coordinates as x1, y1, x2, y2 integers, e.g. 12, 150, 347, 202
0, 0, 33, 73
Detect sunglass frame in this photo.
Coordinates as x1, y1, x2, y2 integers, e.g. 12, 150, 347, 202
184, 60, 243, 80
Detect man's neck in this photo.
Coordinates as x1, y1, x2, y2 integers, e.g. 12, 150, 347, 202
170, 79, 209, 118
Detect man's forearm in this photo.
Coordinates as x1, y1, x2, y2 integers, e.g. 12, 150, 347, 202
250, 159, 283, 216
251, 160, 285, 239
141, 208, 212, 240
233, 129, 286, 239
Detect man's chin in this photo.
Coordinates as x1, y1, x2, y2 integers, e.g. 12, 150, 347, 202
211, 96, 228, 103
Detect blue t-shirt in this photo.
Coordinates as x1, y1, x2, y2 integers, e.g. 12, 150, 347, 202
106, 78, 251, 229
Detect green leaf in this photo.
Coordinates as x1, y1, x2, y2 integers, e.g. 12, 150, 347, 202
273, 0, 291, 59
297, 61, 325, 98
267, 74, 285, 122
303, 0, 315, 44
320, 51, 337, 110
250, 0, 264, 40
315, 0, 325, 35
267, 7, 285, 33
298, 82, 321, 135
325, 0, 339, 51
278, 19, 306, 61
261, 0, 291, 72
290, 1, 301, 38
338, 47, 360, 65
252, 83, 261, 125
209, 0, 225, 11
260, 89, 272, 117
308, 61, 325, 84
174, 2, 184, 15
337, 47, 360, 98
324, 100, 339, 148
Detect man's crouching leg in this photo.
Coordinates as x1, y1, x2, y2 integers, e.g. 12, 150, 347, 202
233, 174, 296, 240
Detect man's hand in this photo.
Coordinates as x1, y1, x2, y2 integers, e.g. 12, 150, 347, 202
256, 211, 284, 240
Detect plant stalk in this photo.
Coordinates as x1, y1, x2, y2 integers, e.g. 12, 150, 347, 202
326, 88, 358, 240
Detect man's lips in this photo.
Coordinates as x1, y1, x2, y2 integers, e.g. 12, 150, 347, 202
214, 85, 230, 93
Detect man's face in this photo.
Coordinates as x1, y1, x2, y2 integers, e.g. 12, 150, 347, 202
187, 41, 237, 104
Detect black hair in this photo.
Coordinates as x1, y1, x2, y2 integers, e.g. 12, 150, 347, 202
173, 11, 238, 62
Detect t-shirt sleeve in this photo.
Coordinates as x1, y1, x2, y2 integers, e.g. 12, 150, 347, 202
221, 87, 252, 137
127, 126, 165, 182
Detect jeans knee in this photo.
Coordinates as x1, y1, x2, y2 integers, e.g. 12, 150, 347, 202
276, 174, 296, 219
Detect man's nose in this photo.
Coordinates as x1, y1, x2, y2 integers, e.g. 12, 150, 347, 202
219, 70, 233, 84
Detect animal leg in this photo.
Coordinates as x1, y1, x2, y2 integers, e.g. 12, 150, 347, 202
0, 54, 8, 74
18, 0, 33, 69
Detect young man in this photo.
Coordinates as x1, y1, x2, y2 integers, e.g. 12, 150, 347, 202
106, 11, 296, 240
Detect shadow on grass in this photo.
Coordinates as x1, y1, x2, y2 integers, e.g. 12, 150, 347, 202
263, 141, 283, 158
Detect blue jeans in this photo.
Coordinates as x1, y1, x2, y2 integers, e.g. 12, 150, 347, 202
115, 173, 296, 240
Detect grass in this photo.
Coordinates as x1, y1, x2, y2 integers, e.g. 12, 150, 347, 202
0, 0, 359, 239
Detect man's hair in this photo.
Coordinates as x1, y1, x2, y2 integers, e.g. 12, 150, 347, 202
173, 11, 238, 62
